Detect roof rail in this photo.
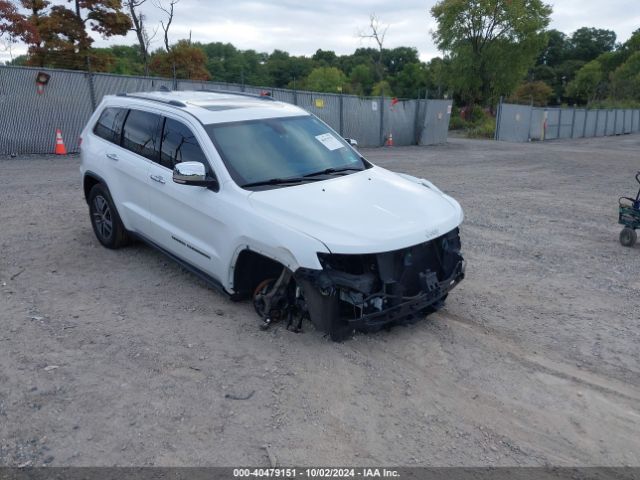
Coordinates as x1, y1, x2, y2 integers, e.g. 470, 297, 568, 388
116, 92, 187, 108
196, 89, 276, 101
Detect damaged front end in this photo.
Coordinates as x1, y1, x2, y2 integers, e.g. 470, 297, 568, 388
295, 228, 465, 340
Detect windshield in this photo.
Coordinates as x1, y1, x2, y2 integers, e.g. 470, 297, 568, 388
204, 115, 367, 188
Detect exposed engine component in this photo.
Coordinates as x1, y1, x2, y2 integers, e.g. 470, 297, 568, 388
252, 268, 307, 332
253, 228, 465, 341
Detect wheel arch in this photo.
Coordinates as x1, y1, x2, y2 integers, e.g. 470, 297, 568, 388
231, 249, 287, 300
83, 171, 108, 204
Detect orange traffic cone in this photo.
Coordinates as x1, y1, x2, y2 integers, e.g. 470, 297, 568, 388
54, 129, 67, 155
385, 133, 394, 147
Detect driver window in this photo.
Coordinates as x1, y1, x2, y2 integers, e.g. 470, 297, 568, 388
160, 118, 209, 171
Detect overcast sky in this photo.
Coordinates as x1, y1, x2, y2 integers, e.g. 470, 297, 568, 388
1, 0, 638, 63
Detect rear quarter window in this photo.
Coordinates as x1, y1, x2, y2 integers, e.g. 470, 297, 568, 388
93, 107, 128, 144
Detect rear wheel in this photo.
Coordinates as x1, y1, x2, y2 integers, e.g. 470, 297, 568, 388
88, 184, 129, 249
619, 227, 637, 247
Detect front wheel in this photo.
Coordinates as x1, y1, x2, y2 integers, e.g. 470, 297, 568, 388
88, 184, 130, 249
619, 227, 637, 247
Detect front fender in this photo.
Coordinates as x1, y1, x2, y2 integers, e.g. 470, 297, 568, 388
226, 232, 329, 291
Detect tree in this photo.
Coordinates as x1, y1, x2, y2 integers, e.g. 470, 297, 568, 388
537, 29, 568, 66
149, 40, 209, 80
371, 79, 392, 96
391, 62, 427, 98
510, 80, 552, 105
349, 64, 374, 95
266, 49, 312, 88
620, 29, 640, 58
312, 49, 337, 67
126, 0, 156, 75
382, 46, 420, 76
155, 0, 177, 53
92, 44, 145, 74
303, 66, 346, 93
0, 0, 131, 68
431, 0, 552, 106
425, 57, 448, 97
610, 51, 640, 102
569, 27, 616, 63
564, 60, 603, 104
358, 13, 388, 81
0, 1, 37, 47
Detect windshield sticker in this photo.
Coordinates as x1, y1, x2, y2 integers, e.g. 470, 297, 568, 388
315, 133, 344, 151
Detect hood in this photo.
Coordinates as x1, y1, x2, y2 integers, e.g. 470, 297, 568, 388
248, 166, 463, 254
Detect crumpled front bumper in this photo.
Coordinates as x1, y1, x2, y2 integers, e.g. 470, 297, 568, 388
295, 228, 465, 337
345, 260, 465, 331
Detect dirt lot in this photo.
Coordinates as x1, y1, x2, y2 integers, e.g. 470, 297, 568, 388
1, 136, 639, 467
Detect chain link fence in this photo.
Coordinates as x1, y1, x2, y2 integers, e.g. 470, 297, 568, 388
0, 65, 451, 154
496, 101, 640, 142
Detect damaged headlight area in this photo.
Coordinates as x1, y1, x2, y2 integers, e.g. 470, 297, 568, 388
295, 228, 465, 341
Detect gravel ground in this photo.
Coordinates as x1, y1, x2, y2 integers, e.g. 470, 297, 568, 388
1, 135, 639, 467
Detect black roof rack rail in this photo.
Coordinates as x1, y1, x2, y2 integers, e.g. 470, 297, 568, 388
195, 89, 276, 101
116, 92, 187, 108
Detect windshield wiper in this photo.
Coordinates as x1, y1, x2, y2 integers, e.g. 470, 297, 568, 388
303, 166, 363, 177
241, 177, 323, 188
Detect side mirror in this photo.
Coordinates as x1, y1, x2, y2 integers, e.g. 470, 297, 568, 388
344, 138, 359, 148
173, 161, 218, 188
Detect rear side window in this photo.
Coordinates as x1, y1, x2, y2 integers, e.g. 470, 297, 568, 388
160, 118, 208, 170
93, 107, 127, 144
121, 109, 163, 161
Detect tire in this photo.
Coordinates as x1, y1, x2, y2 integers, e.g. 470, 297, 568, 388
88, 183, 130, 249
328, 315, 354, 342
619, 227, 637, 247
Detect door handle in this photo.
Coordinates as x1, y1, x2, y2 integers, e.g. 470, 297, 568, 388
106, 153, 119, 161
150, 174, 166, 184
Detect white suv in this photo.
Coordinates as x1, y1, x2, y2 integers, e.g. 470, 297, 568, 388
80, 90, 465, 340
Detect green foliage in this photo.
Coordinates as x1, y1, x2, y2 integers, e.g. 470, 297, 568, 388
466, 105, 486, 123
312, 49, 338, 67
466, 114, 496, 138
587, 99, 640, 109
431, 0, 552, 106
6, 54, 29, 66
510, 81, 552, 106
267, 50, 312, 88
3, 2, 637, 109
199, 42, 247, 82
564, 60, 603, 103
537, 30, 568, 66
371, 80, 392, 96
390, 62, 427, 98
349, 64, 374, 96
610, 51, 640, 102
568, 27, 616, 62
448, 114, 467, 130
92, 45, 145, 75
448, 106, 495, 138
531, 27, 627, 105
382, 47, 420, 76
302, 67, 346, 93
558, 29, 640, 106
